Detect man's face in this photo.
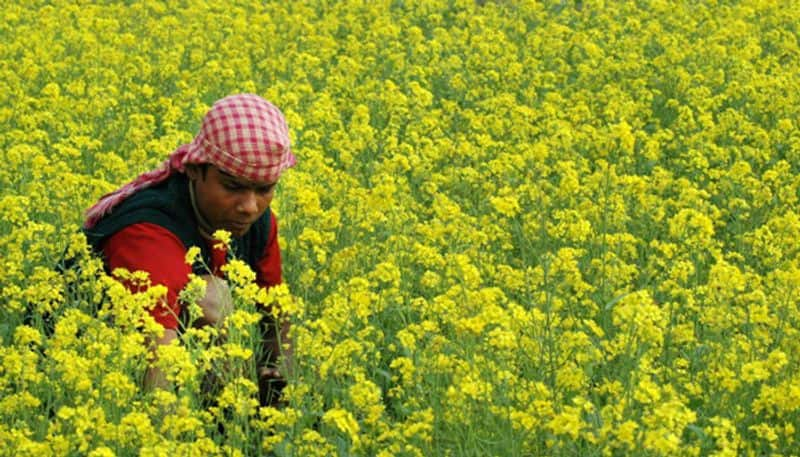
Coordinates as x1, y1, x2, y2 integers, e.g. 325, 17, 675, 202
187, 165, 276, 237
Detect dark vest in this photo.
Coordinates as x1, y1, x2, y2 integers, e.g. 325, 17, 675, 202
83, 173, 271, 275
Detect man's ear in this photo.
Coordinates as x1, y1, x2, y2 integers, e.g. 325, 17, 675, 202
185, 164, 201, 181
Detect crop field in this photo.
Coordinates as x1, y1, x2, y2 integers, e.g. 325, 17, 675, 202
1, 0, 799, 455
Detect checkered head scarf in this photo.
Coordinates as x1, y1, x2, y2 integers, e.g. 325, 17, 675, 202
84, 94, 296, 228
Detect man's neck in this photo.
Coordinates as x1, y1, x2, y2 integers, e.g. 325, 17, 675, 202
188, 180, 215, 240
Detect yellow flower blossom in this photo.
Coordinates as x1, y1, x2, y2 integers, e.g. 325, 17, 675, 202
211, 229, 232, 250
322, 407, 361, 446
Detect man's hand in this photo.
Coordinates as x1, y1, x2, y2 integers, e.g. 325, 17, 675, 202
144, 274, 231, 390
195, 274, 233, 327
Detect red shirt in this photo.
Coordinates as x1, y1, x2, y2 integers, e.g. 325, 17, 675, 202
102, 219, 282, 330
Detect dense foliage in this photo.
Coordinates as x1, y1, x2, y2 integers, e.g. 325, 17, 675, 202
2, 0, 799, 455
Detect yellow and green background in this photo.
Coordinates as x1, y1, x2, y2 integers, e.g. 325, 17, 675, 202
1, 1, 799, 455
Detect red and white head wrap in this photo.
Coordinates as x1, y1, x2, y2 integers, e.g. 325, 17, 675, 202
84, 94, 296, 228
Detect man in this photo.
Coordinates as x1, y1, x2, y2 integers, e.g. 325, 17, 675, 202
82, 94, 295, 401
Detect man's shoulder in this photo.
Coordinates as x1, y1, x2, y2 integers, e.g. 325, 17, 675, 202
85, 174, 195, 249
119, 173, 188, 211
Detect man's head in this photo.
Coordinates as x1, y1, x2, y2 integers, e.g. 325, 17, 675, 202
182, 94, 295, 236
84, 93, 295, 230
184, 94, 296, 183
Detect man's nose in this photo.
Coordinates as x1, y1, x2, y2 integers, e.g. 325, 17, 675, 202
237, 191, 259, 215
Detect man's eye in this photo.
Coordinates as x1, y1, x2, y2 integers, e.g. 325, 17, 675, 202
223, 182, 243, 191
256, 185, 274, 194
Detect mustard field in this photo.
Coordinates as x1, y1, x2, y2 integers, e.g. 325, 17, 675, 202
2, 1, 799, 455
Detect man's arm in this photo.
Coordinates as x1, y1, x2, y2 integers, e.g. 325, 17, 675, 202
255, 216, 293, 379
103, 223, 193, 330
103, 223, 193, 390
144, 328, 178, 390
